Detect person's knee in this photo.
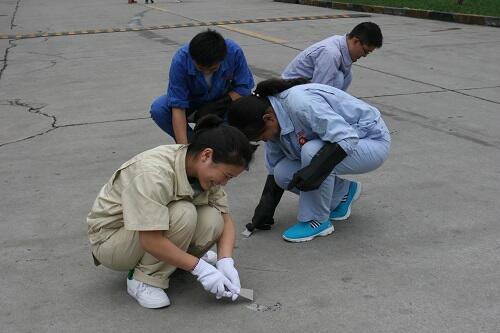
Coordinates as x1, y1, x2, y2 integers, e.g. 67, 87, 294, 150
300, 140, 324, 163
150, 102, 166, 122
167, 201, 198, 235
194, 206, 224, 245
273, 159, 298, 189
273, 170, 288, 189
150, 97, 172, 126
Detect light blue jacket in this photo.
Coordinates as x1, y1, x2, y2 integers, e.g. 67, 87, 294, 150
265, 83, 388, 172
281, 35, 353, 91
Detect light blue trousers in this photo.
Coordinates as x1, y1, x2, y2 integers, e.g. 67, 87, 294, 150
272, 133, 391, 222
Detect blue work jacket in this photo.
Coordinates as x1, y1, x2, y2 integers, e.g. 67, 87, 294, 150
163, 39, 254, 110
265, 83, 387, 172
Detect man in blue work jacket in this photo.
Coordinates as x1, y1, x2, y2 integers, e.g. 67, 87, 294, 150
150, 29, 255, 144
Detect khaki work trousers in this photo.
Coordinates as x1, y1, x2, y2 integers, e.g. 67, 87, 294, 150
92, 201, 224, 289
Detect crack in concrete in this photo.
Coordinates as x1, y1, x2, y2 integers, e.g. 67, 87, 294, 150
6, 99, 55, 126
58, 116, 150, 128
26, 51, 68, 60
24, 60, 57, 74
1, 40, 13, 82
10, 0, 21, 29
0, 99, 56, 148
0, 98, 150, 148
1, 0, 21, 83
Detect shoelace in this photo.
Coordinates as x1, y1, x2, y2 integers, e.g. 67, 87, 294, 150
138, 282, 160, 296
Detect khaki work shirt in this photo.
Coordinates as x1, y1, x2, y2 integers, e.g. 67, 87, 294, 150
87, 145, 229, 246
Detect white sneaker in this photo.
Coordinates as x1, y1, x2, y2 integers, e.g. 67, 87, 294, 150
201, 250, 218, 265
127, 278, 170, 309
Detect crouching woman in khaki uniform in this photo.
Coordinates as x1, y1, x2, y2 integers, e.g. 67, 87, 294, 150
87, 115, 255, 308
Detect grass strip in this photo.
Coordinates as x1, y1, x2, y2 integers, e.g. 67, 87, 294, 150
331, 0, 500, 17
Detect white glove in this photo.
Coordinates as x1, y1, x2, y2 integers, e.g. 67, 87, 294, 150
216, 257, 241, 301
192, 259, 238, 299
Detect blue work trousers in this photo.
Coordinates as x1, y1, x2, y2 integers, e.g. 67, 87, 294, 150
272, 134, 390, 222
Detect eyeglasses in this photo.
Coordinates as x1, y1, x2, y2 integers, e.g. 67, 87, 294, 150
361, 43, 372, 56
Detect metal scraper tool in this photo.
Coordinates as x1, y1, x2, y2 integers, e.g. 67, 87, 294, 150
241, 228, 253, 238
239, 288, 254, 301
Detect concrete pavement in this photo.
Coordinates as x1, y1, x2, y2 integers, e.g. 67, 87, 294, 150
1, 1, 499, 332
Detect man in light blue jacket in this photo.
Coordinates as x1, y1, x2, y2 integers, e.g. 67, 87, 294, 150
282, 22, 383, 91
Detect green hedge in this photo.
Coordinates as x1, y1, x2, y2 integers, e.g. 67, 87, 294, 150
331, 0, 500, 17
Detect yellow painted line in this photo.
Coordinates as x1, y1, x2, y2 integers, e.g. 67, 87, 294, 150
218, 25, 288, 44
1, 14, 370, 40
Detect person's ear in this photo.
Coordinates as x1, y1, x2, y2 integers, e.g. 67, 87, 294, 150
262, 113, 273, 122
200, 148, 213, 163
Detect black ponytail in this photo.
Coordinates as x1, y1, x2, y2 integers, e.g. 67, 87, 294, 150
228, 77, 308, 140
188, 114, 255, 169
254, 77, 309, 97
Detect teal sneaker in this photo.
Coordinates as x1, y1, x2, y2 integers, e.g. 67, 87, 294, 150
282, 219, 334, 242
330, 181, 362, 221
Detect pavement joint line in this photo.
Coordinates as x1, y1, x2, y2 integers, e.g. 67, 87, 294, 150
354, 64, 500, 106
0, 14, 370, 40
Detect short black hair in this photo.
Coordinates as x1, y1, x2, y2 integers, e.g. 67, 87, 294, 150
348, 22, 383, 48
189, 29, 227, 67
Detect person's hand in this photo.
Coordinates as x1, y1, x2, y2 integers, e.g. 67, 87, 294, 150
288, 164, 324, 191
216, 258, 241, 301
191, 259, 238, 299
194, 95, 232, 122
288, 143, 347, 192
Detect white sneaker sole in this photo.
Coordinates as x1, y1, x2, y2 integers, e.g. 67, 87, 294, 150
330, 182, 362, 221
127, 287, 171, 309
282, 225, 334, 243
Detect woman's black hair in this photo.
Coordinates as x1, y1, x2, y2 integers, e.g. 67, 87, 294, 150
187, 114, 255, 169
227, 77, 308, 141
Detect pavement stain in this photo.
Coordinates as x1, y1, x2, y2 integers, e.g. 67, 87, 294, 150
245, 302, 282, 312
